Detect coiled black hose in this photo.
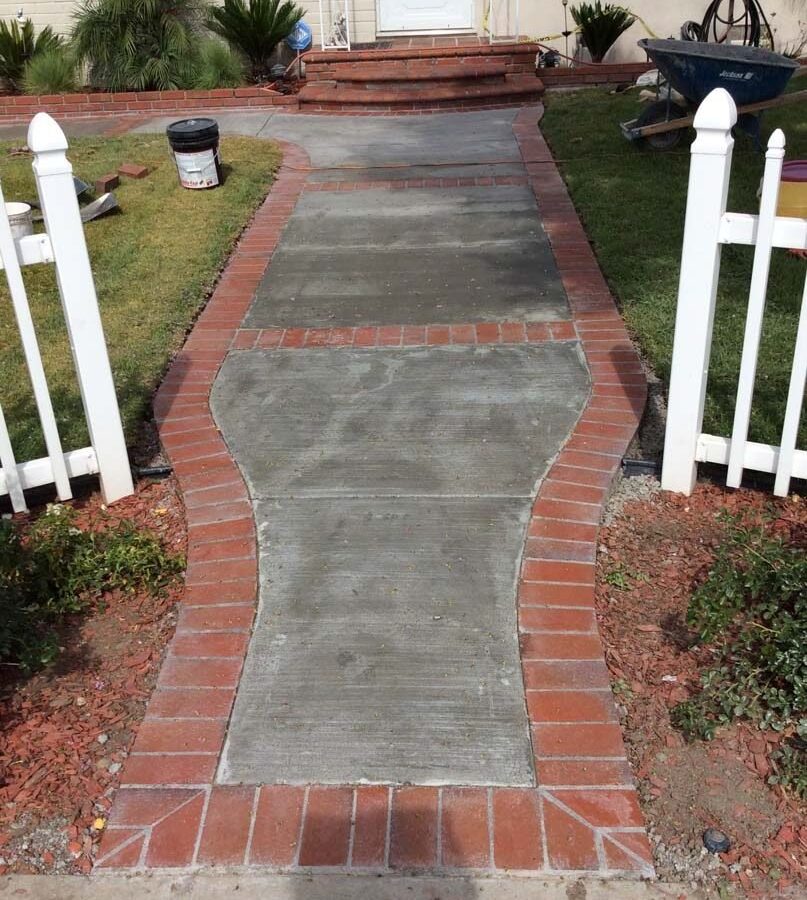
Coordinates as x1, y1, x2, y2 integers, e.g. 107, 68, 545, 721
682, 0, 774, 48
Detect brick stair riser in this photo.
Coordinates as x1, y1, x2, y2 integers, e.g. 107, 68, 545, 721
305, 42, 541, 64
310, 64, 510, 82
305, 56, 537, 81
346, 76, 512, 93
299, 72, 542, 106
300, 94, 544, 112
305, 65, 536, 83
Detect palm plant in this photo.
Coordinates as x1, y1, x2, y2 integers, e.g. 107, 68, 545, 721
23, 48, 78, 94
571, 2, 636, 63
0, 18, 63, 92
192, 39, 246, 89
71, 0, 201, 92
206, 0, 304, 82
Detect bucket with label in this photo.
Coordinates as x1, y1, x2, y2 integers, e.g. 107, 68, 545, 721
5, 202, 33, 239
166, 118, 223, 190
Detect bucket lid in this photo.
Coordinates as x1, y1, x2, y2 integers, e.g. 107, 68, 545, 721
166, 118, 219, 141
782, 160, 807, 183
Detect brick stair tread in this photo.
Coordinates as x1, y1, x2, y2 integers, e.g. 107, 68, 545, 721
314, 62, 511, 83
299, 75, 543, 106
305, 42, 541, 65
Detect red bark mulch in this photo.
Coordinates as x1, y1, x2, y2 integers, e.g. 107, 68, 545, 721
597, 482, 806, 896
0, 477, 185, 875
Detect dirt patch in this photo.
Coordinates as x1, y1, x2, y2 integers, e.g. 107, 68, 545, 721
0, 477, 185, 875
598, 478, 806, 896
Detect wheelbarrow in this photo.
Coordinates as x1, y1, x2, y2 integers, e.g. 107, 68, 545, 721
621, 38, 804, 150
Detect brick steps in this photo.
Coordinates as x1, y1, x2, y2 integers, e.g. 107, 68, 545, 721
305, 41, 541, 65
305, 58, 535, 81
301, 41, 542, 111
299, 74, 543, 110
314, 62, 510, 83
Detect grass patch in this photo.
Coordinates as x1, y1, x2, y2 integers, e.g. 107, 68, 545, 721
0, 134, 281, 460
541, 88, 807, 446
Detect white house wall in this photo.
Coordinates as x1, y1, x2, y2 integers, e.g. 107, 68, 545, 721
1, 0, 803, 60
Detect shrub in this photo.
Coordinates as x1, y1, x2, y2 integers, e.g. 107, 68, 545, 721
205, 0, 303, 82
191, 38, 246, 89
71, 0, 201, 92
571, 2, 636, 63
0, 17, 63, 92
0, 504, 183, 674
670, 516, 807, 797
23, 47, 78, 94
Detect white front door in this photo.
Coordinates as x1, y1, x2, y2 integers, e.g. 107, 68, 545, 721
377, 0, 474, 32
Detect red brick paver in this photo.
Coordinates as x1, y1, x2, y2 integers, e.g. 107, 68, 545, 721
97, 106, 653, 878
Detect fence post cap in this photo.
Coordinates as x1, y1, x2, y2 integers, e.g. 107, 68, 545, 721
767, 128, 786, 152
694, 88, 738, 131
27, 112, 68, 154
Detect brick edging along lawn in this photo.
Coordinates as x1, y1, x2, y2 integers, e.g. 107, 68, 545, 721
96, 107, 653, 875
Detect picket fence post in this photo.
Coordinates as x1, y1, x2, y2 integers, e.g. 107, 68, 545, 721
28, 112, 134, 504
725, 128, 786, 488
660, 89, 738, 495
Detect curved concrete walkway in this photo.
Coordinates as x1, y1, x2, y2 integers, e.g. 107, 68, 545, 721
98, 107, 651, 878
208, 111, 588, 787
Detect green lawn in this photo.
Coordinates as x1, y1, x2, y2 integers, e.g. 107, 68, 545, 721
1, 135, 281, 461
541, 87, 807, 447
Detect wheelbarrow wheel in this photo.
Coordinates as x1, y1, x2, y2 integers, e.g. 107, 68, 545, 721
635, 101, 689, 151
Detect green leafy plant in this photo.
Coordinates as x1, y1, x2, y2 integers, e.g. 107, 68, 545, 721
0, 17, 63, 92
191, 38, 246, 89
0, 504, 184, 673
769, 735, 807, 798
23, 47, 78, 94
205, 0, 303, 82
604, 564, 631, 590
571, 2, 636, 63
670, 516, 807, 795
71, 0, 201, 91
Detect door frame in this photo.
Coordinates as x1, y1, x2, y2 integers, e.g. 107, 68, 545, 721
375, 0, 477, 35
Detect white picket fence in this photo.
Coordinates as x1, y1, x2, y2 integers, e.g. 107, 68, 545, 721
662, 88, 807, 498
0, 113, 133, 513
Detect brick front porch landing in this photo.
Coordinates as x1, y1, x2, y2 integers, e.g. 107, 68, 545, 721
95, 106, 653, 877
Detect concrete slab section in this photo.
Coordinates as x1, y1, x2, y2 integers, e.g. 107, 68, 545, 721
0, 118, 127, 142
211, 344, 588, 499
243, 186, 569, 327
276, 185, 546, 248
132, 111, 277, 137
258, 109, 521, 169
306, 162, 527, 182
213, 344, 587, 785
219, 497, 533, 786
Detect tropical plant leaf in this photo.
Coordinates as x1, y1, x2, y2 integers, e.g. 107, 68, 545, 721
71, 0, 202, 91
571, 2, 636, 63
0, 18, 62, 91
206, 0, 303, 82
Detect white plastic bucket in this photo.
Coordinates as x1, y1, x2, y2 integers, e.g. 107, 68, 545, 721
5, 202, 33, 239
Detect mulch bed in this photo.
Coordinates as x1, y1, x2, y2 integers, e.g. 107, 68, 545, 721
0, 476, 185, 875
597, 481, 806, 896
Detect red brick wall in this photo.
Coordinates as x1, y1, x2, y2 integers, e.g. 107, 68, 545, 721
0, 88, 297, 123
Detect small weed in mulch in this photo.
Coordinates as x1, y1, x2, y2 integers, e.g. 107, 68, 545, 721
597, 481, 806, 897
0, 478, 185, 875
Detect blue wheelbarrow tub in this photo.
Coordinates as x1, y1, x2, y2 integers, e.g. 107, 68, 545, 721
639, 38, 799, 107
